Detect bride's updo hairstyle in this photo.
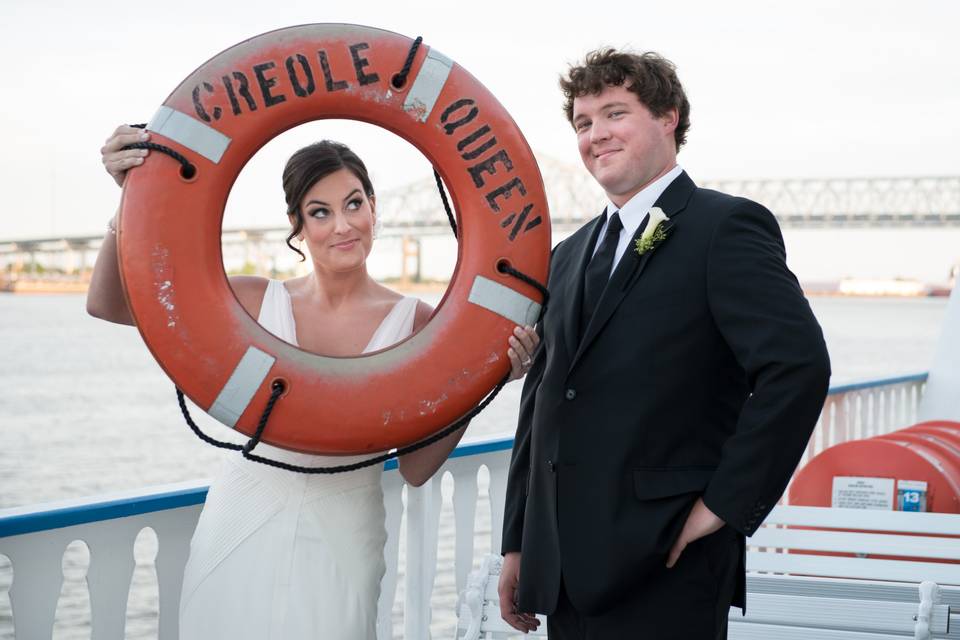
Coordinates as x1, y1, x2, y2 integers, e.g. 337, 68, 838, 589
283, 140, 376, 261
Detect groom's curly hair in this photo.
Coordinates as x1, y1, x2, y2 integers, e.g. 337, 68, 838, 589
560, 48, 690, 150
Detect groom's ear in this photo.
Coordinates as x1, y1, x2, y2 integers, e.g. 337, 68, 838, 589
660, 108, 679, 136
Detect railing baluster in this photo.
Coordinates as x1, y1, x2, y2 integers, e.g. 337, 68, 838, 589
404, 476, 443, 640
486, 458, 510, 555
87, 520, 140, 640
854, 390, 864, 440
909, 384, 919, 424
404, 482, 425, 639
153, 506, 199, 640
900, 384, 910, 427
5, 532, 66, 640
887, 385, 896, 430
451, 458, 480, 597
837, 394, 855, 442
820, 398, 834, 455
379, 473, 405, 640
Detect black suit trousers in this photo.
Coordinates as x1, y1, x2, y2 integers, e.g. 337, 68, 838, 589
547, 526, 742, 640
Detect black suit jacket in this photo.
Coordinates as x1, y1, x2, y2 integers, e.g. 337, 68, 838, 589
501, 172, 831, 616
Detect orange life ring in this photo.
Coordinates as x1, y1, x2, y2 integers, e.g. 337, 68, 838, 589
118, 24, 550, 455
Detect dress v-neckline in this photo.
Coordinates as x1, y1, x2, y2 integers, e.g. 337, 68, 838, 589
280, 281, 405, 354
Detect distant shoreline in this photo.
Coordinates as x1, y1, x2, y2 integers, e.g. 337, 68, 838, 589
1, 277, 952, 297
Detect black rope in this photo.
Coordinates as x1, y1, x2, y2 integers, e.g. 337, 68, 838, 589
177, 381, 286, 453
430, 169, 548, 307
392, 36, 423, 89
122, 123, 197, 179
177, 371, 513, 474
242, 381, 286, 454
176, 241, 550, 475
498, 262, 550, 305
433, 169, 457, 238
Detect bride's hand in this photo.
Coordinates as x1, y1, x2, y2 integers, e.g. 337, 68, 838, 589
101, 124, 150, 187
507, 325, 539, 381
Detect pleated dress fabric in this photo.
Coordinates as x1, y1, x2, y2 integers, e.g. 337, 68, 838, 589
179, 279, 418, 640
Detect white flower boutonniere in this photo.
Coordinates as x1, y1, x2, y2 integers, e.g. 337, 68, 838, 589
634, 207, 673, 257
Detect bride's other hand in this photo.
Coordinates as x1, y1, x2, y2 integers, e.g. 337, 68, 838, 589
507, 325, 540, 381
101, 125, 150, 187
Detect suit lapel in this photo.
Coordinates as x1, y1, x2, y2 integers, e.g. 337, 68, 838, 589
561, 212, 607, 363
568, 172, 698, 373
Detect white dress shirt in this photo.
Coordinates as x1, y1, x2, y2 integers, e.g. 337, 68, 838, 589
591, 164, 684, 278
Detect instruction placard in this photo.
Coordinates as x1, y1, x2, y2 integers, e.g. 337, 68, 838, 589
831, 476, 895, 510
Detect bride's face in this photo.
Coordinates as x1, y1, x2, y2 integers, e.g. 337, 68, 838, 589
296, 168, 377, 274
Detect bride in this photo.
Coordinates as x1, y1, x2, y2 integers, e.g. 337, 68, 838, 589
88, 125, 540, 639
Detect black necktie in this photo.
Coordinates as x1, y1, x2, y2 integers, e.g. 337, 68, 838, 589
580, 211, 623, 340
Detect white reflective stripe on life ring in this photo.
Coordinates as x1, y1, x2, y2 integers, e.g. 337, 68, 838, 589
209, 346, 276, 427
468, 275, 541, 327
148, 106, 232, 163
403, 48, 453, 123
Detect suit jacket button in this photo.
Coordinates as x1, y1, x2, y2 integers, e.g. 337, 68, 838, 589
546, 460, 556, 472
565, 388, 577, 401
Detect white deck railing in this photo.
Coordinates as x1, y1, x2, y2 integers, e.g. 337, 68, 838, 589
0, 372, 930, 639
802, 373, 929, 468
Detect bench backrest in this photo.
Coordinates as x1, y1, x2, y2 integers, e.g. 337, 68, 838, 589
748, 505, 960, 585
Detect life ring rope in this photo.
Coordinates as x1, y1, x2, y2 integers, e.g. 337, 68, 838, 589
176, 265, 548, 475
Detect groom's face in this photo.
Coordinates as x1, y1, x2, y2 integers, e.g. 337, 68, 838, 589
572, 84, 677, 208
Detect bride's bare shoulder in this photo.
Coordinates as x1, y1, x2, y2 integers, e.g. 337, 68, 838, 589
228, 275, 270, 316
412, 299, 434, 331
371, 283, 433, 330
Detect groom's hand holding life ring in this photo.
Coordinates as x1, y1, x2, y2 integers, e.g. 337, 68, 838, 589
666, 497, 725, 569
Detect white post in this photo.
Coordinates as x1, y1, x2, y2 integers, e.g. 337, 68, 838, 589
919, 280, 960, 422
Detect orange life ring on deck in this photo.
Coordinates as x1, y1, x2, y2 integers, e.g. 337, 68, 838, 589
118, 24, 550, 455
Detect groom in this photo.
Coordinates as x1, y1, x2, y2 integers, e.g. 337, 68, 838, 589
499, 48, 831, 639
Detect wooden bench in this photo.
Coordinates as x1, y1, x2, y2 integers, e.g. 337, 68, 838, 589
456, 506, 960, 639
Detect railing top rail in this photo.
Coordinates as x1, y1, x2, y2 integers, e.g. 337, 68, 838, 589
382, 433, 514, 471
827, 372, 928, 395
1, 372, 928, 539
0, 479, 210, 539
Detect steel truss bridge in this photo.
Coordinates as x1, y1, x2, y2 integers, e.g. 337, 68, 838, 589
2, 159, 958, 276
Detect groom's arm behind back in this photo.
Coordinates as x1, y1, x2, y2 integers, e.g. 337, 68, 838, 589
701, 198, 831, 537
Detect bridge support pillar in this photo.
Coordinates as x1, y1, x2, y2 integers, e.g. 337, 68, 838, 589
401, 235, 421, 286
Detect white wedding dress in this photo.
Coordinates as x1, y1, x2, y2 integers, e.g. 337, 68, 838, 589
179, 279, 418, 640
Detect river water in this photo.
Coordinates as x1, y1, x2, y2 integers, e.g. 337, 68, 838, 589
0, 292, 950, 638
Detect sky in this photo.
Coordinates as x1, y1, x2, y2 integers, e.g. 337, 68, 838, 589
1, 0, 958, 244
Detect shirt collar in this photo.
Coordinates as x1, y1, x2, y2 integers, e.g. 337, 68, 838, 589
605, 164, 684, 237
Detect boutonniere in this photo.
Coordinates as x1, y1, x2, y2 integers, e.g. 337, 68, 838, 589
634, 207, 673, 257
